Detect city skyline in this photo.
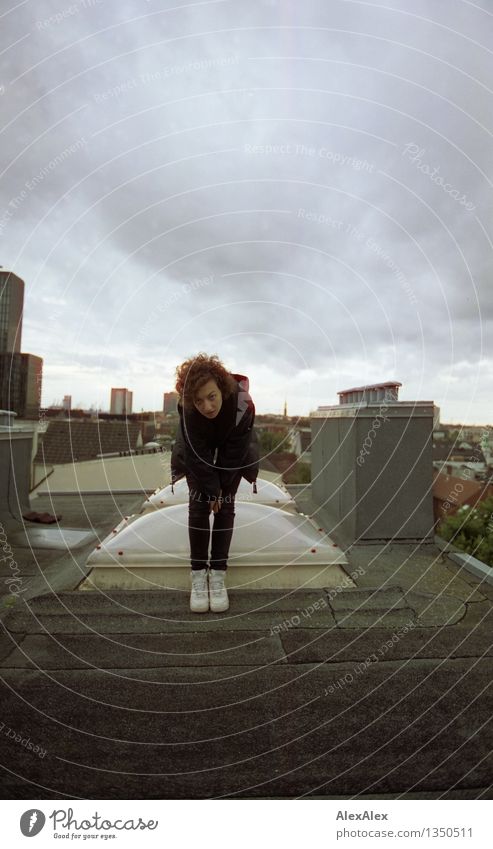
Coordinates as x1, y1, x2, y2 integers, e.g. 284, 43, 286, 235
7, 268, 493, 422
39, 384, 492, 428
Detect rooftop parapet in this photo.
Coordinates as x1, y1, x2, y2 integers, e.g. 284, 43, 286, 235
0, 409, 35, 520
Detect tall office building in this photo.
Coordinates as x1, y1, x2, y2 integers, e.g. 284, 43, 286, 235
0, 269, 43, 419
163, 391, 178, 414
0, 353, 43, 418
0, 269, 24, 353
110, 387, 133, 415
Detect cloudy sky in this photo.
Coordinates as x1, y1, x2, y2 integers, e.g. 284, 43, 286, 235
1, 0, 491, 421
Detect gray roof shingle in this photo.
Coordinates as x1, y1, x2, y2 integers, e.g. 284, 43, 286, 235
35, 420, 142, 465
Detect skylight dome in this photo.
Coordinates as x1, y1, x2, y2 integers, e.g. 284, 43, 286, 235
87, 502, 346, 569
141, 476, 294, 512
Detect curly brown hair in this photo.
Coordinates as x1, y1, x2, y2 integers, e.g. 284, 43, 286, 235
175, 352, 238, 411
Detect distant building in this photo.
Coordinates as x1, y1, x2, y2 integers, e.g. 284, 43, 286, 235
289, 426, 312, 463
0, 269, 24, 353
458, 425, 490, 444
62, 394, 72, 411
0, 352, 43, 419
110, 387, 133, 415
432, 441, 487, 481
433, 470, 493, 526
437, 423, 489, 443
163, 391, 178, 414
0, 270, 43, 419
337, 381, 402, 405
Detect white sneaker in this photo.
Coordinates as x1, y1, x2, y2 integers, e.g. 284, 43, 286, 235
190, 569, 209, 613
209, 569, 229, 612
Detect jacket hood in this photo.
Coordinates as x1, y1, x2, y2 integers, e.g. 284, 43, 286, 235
230, 373, 253, 426
231, 373, 249, 393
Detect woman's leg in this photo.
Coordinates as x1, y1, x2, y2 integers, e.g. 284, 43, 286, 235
210, 473, 242, 570
186, 475, 211, 570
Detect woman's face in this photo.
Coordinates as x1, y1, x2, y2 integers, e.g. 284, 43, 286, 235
194, 378, 223, 418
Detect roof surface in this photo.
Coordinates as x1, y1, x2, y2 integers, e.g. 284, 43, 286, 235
0, 487, 492, 799
35, 420, 142, 464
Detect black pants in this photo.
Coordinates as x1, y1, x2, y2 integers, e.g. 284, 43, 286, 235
186, 473, 242, 571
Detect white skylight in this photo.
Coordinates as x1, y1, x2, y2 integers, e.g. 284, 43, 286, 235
141, 476, 294, 512
87, 503, 346, 568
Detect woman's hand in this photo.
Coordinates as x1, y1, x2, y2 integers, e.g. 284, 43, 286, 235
209, 490, 223, 513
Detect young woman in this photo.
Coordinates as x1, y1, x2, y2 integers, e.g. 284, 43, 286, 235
171, 353, 259, 613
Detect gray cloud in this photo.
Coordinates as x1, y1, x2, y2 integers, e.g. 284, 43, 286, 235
1, 0, 491, 419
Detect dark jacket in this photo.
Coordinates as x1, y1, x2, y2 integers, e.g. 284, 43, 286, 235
170, 373, 259, 498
